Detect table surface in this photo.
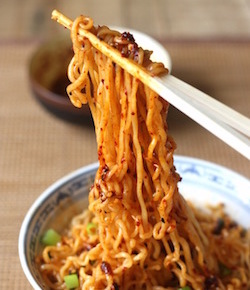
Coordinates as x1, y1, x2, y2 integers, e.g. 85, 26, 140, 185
0, 1, 250, 289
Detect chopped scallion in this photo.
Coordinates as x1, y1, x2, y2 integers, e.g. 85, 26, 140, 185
219, 263, 231, 277
89, 260, 96, 265
41, 229, 61, 246
64, 274, 79, 289
86, 222, 97, 235
213, 218, 225, 235
178, 287, 192, 290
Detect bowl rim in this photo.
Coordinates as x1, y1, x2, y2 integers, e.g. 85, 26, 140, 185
18, 162, 98, 290
18, 156, 249, 289
30, 77, 71, 107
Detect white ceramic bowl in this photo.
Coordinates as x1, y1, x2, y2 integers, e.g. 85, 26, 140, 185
110, 26, 172, 72
19, 156, 250, 289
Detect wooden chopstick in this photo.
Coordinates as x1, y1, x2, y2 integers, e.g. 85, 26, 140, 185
154, 74, 250, 159
164, 75, 250, 137
51, 10, 250, 160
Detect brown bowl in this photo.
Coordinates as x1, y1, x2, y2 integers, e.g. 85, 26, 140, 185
29, 37, 91, 123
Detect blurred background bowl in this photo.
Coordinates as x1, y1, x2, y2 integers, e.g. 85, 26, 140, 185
29, 36, 91, 123
28, 29, 171, 123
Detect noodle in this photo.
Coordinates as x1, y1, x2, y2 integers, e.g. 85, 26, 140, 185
37, 16, 250, 290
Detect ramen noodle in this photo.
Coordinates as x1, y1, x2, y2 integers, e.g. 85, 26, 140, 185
37, 16, 250, 290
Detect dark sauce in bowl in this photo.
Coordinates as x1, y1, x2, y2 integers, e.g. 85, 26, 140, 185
50, 74, 71, 98
29, 36, 91, 123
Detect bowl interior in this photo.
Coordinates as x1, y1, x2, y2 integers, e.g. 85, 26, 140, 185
29, 37, 91, 122
30, 37, 72, 95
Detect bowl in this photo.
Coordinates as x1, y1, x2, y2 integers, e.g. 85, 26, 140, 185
110, 26, 172, 71
28, 29, 171, 123
19, 156, 250, 289
29, 37, 92, 123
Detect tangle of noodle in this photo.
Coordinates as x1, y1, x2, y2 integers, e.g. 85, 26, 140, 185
37, 16, 250, 290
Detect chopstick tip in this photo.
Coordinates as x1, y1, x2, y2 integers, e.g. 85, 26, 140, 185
51, 9, 60, 21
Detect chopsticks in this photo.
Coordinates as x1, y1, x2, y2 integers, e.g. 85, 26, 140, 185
51, 10, 250, 160
156, 75, 250, 159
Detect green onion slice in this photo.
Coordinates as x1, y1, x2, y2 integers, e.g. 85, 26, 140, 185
41, 229, 61, 246
219, 263, 231, 277
178, 287, 192, 290
86, 222, 98, 235
64, 274, 79, 289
